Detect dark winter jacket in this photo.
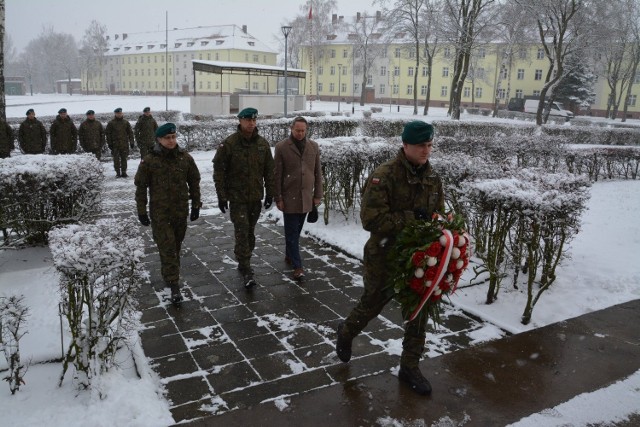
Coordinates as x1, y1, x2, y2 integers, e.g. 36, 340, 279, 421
134, 114, 158, 149
50, 115, 78, 154
79, 118, 105, 153
105, 117, 134, 150
18, 118, 47, 154
0, 120, 15, 158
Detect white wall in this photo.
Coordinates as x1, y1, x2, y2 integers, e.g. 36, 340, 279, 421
238, 95, 306, 115
190, 95, 230, 116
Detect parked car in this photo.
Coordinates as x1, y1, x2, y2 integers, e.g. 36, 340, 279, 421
524, 99, 574, 119
507, 98, 525, 112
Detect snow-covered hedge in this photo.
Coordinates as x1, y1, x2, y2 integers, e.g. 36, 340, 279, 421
0, 154, 103, 245
49, 218, 147, 389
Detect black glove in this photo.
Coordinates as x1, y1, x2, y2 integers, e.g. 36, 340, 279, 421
190, 207, 200, 221
218, 199, 228, 214
138, 213, 150, 226
413, 208, 429, 220
263, 196, 273, 210
130, 143, 135, 149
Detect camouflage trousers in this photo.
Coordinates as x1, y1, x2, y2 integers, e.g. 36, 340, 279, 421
112, 146, 129, 174
138, 143, 153, 159
343, 241, 429, 369
151, 213, 187, 284
229, 201, 262, 270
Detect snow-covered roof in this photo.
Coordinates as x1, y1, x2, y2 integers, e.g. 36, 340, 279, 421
192, 60, 307, 78
105, 25, 276, 56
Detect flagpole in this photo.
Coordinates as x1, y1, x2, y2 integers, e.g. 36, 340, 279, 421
308, 2, 314, 111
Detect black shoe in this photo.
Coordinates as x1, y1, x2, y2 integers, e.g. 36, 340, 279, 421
170, 284, 183, 307
335, 322, 353, 362
398, 366, 432, 396
121, 172, 128, 178
116, 172, 121, 178
243, 273, 257, 290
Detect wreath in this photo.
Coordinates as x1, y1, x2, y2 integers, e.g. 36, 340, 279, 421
386, 213, 471, 325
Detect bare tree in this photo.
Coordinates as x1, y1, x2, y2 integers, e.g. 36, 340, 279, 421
441, 0, 497, 120
620, 1, 640, 122
79, 20, 108, 95
517, 0, 591, 125
420, 1, 444, 115
0, 0, 6, 120
382, 0, 428, 115
348, 12, 387, 106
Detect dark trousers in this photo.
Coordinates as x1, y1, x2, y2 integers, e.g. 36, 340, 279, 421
151, 214, 187, 284
112, 146, 129, 174
283, 212, 307, 269
229, 201, 262, 269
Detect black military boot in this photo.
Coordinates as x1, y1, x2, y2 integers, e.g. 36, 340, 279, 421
116, 170, 121, 178
243, 270, 257, 290
335, 322, 353, 362
398, 365, 432, 395
169, 283, 183, 307
121, 171, 128, 178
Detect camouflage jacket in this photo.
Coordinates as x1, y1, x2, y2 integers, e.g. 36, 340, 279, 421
360, 149, 444, 259
18, 118, 47, 154
134, 115, 158, 148
50, 115, 78, 154
213, 126, 275, 203
79, 119, 105, 153
105, 117, 134, 149
0, 120, 15, 155
134, 143, 202, 217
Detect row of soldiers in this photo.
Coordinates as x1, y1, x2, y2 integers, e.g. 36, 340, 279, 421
0, 107, 158, 172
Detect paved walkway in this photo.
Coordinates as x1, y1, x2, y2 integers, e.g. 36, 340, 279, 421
103, 168, 639, 426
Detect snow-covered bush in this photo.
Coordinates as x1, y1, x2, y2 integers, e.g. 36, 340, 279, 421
0, 154, 103, 246
49, 218, 147, 389
0, 295, 30, 395
566, 146, 640, 181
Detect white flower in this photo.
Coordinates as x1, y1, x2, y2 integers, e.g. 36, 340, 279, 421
439, 234, 448, 246
414, 267, 425, 278
434, 287, 442, 295
457, 235, 466, 247
427, 256, 437, 267
425, 280, 432, 287
451, 247, 461, 259
456, 259, 464, 270
447, 273, 453, 282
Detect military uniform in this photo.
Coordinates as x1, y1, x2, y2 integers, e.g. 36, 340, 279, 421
134, 142, 202, 286
106, 113, 134, 176
0, 120, 15, 158
213, 124, 275, 273
50, 115, 78, 154
134, 113, 158, 158
18, 117, 47, 154
79, 116, 105, 160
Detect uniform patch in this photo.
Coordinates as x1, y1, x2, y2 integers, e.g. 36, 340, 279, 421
371, 177, 381, 185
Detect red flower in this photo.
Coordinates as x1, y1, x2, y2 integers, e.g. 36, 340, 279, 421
425, 267, 437, 281
411, 251, 428, 267
426, 241, 442, 257
409, 277, 425, 294
447, 261, 458, 273
458, 245, 467, 256
440, 281, 451, 292
430, 293, 442, 302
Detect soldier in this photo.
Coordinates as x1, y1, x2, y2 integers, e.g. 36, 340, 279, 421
335, 121, 444, 396
134, 123, 202, 306
213, 107, 275, 289
105, 107, 134, 177
50, 108, 78, 155
134, 106, 158, 158
0, 117, 15, 158
78, 110, 105, 160
18, 109, 47, 154
273, 116, 323, 281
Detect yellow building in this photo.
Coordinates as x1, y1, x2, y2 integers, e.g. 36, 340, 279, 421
300, 18, 640, 119
84, 25, 278, 96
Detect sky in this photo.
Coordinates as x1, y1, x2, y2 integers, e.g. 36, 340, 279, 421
5, 0, 378, 54
1, 94, 639, 425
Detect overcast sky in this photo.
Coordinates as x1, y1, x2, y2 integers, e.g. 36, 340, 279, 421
6, 0, 378, 54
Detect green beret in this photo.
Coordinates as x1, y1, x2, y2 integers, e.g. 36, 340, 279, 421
26, 109, 34, 116
156, 122, 177, 138
238, 107, 258, 119
114, 107, 123, 113
58, 108, 67, 114
86, 110, 95, 115
143, 107, 151, 113
402, 121, 434, 145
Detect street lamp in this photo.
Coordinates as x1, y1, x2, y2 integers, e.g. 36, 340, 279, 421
338, 63, 343, 112
281, 25, 292, 116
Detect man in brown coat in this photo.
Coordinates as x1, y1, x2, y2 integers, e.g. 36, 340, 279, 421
273, 116, 323, 281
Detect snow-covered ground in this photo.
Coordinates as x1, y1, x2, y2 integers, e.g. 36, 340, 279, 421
1, 94, 639, 426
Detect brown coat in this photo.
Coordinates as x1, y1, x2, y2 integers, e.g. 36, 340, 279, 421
274, 135, 323, 214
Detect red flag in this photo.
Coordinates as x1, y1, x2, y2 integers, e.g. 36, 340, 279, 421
308, 6, 313, 20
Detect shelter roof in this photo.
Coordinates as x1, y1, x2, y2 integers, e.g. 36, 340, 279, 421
192, 60, 307, 79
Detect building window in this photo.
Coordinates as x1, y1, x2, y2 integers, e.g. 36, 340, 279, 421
441, 86, 447, 97
330, 66, 336, 75
635, 73, 640, 84
330, 83, 335, 92
476, 68, 485, 79
367, 74, 373, 85
215, 53, 219, 60
498, 88, 506, 99
331, 49, 336, 58
500, 68, 508, 79
477, 47, 485, 58
421, 85, 427, 95
318, 66, 324, 75
515, 89, 523, 98
354, 83, 360, 93
343, 49, 348, 58
253, 54, 259, 62
395, 48, 401, 58
517, 69, 525, 80
408, 67, 414, 76
535, 69, 543, 80
407, 85, 413, 95
319, 50, 324, 58
443, 47, 451, 58
422, 67, 428, 77
408, 50, 415, 58
317, 82, 323, 92
392, 84, 399, 94
463, 87, 470, 97
207, 81, 211, 89
342, 66, 347, 75
442, 67, 449, 77
537, 48, 545, 59
382, 48, 387, 58
475, 87, 483, 98
394, 66, 400, 76
533, 90, 541, 97
380, 66, 387, 76
253, 82, 259, 90
342, 83, 347, 93
519, 48, 527, 60
627, 95, 637, 106
215, 81, 219, 89
379, 83, 386, 94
